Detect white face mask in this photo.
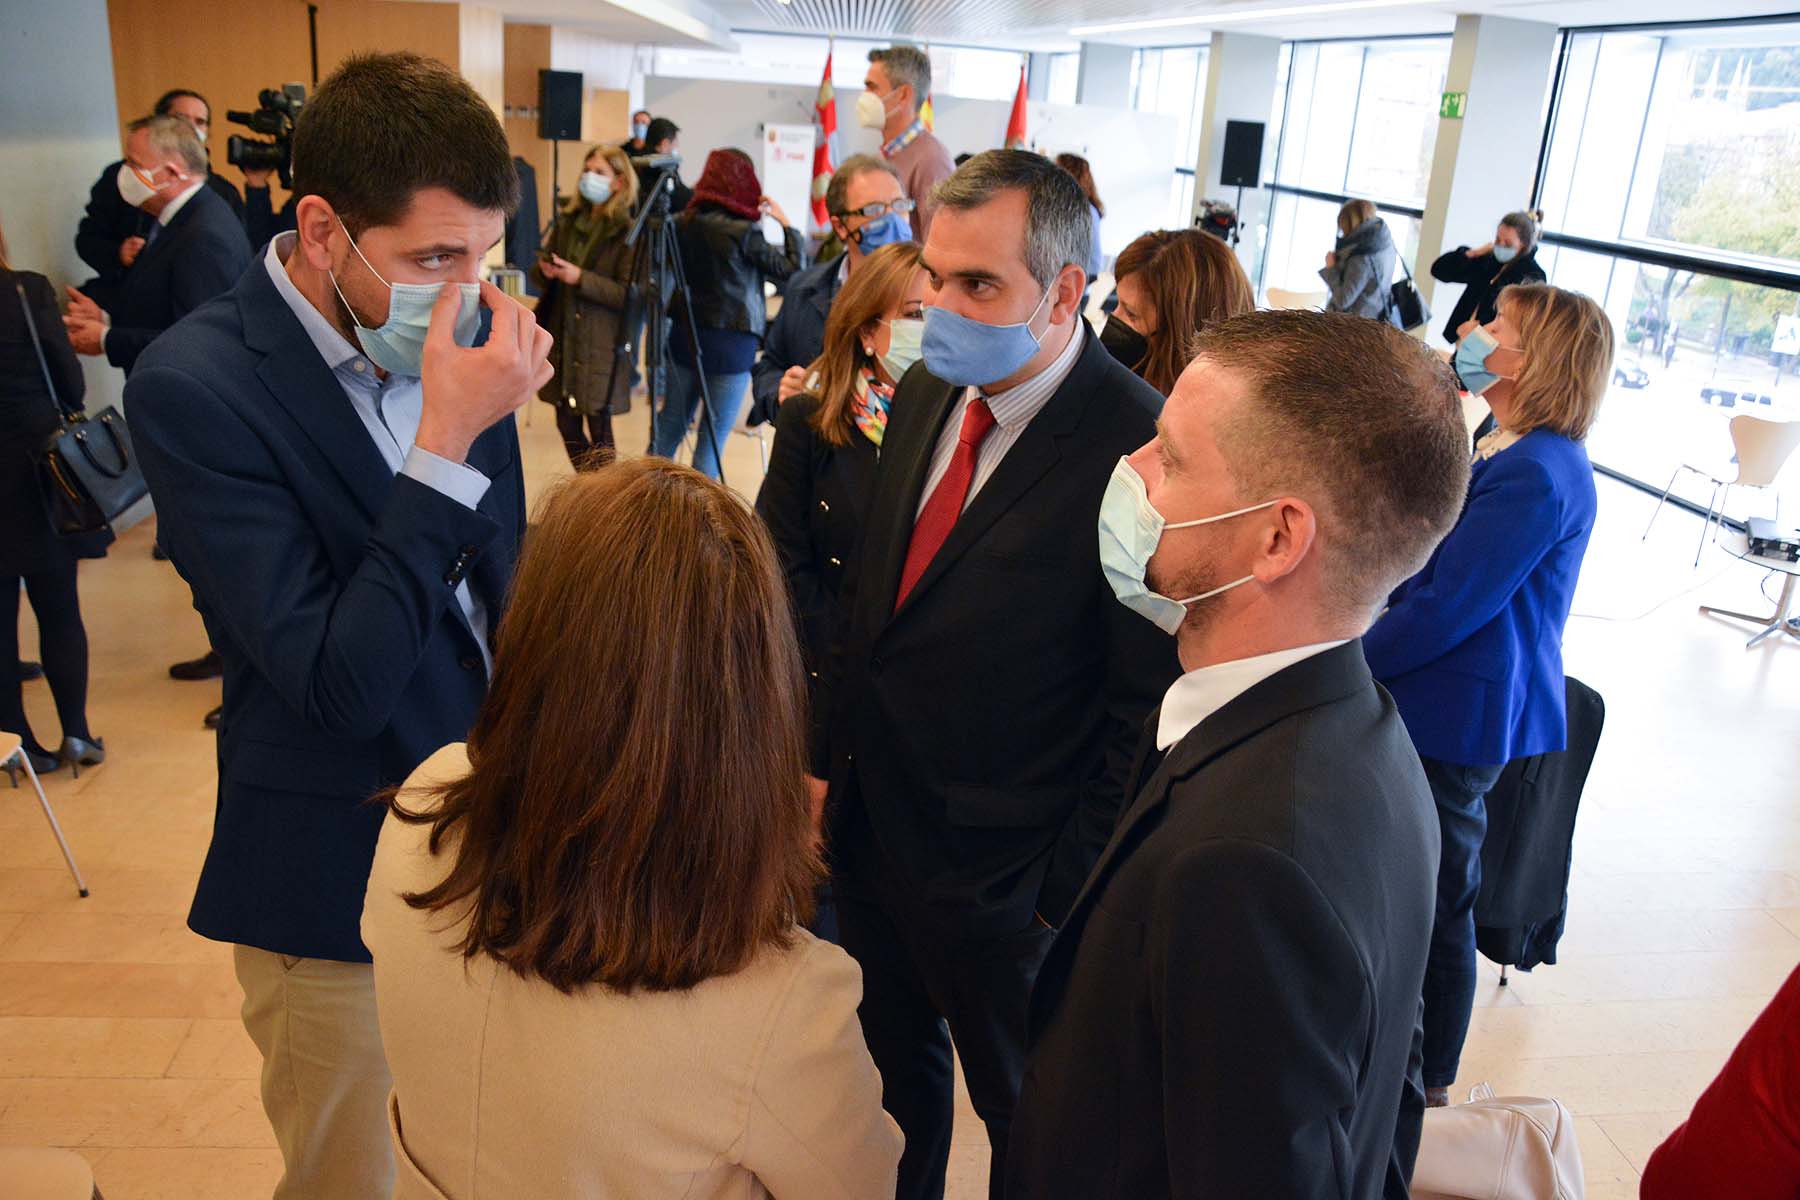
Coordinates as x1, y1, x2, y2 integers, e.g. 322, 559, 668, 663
193, 126, 207, 144
856, 89, 891, 130
117, 162, 163, 209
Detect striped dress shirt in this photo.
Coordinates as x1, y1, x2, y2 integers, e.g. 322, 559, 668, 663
915, 320, 1087, 518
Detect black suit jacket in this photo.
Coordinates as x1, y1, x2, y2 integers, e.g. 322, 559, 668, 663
76, 162, 244, 301
126, 259, 525, 963
104, 185, 250, 374
1007, 642, 1437, 1200
754, 391, 881, 745
816, 327, 1179, 935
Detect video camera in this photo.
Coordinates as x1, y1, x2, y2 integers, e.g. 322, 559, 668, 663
226, 84, 305, 189
1194, 198, 1241, 245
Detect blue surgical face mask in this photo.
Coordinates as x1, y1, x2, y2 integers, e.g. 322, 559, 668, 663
632, 121, 649, 141
330, 216, 480, 377
921, 285, 1053, 387
879, 316, 924, 381
853, 210, 910, 252
1098, 457, 1276, 635
1492, 243, 1519, 264
1454, 325, 1508, 396
578, 171, 612, 205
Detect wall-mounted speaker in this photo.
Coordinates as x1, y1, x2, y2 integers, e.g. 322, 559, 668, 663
538, 69, 582, 141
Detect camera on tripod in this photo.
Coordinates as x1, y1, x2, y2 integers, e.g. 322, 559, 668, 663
226, 84, 306, 189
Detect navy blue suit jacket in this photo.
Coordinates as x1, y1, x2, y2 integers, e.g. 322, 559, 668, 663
104, 185, 250, 374
1364, 430, 1595, 767
126, 261, 525, 962
748, 256, 840, 426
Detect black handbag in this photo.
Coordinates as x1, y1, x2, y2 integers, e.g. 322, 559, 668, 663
14, 281, 148, 540
1389, 254, 1431, 333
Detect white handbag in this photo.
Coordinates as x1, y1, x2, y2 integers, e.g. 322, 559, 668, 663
1410, 1083, 1585, 1200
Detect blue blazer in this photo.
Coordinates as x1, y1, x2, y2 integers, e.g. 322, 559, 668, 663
748, 256, 840, 426
1363, 430, 1595, 768
126, 262, 525, 963
103, 185, 250, 374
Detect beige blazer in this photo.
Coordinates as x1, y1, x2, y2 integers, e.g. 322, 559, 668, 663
361, 744, 902, 1200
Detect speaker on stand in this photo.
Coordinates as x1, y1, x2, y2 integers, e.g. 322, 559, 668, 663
538, 69, 584, 214
1219, 119, 1265, 247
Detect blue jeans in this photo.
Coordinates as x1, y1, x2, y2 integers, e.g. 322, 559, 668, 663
1420, 755, 1506, 1089
651, 360, 749, 481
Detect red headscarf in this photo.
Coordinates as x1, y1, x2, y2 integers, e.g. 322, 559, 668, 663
688, 148, 762, 220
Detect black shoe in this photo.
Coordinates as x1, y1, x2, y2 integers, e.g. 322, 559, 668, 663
16, 661, 43, 682
60, 735, 104, 779
203, 705, 221, 730
3, 745, 60, 786
169, 651, 223, 681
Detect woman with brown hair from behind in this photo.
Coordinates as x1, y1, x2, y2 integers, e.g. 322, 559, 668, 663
361, 458, 902, 1198
1101, 228, 1255, 398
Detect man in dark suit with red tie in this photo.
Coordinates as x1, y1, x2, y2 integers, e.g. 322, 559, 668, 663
810, 150, 1180, 1200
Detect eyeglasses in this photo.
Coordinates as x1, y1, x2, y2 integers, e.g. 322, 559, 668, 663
832, 198, 917, 220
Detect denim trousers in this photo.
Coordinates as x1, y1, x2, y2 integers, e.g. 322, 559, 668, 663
1420, 754, 1506, 1088
651, 360, 750, 481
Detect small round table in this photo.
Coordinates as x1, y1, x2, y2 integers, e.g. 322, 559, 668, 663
1701, 534, 1800, 648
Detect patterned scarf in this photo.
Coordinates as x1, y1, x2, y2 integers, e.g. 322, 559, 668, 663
851, 372, 894, 447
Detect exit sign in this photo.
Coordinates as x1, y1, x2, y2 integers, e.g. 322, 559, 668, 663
1440, 91, 1468, 119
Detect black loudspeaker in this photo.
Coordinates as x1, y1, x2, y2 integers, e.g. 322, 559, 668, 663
538, 69, 582, 141
1220, 120, 1265, 188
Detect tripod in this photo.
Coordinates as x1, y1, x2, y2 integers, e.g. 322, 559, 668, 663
610, 163, 725, 487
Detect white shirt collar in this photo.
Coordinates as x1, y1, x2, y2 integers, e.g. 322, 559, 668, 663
1156, 641, 1350, 751
157, 177, 208, 226
264, 231, 373, 374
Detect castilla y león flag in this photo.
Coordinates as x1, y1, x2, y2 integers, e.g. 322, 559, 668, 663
1003, 64, 1028, 150
811, 44, 838, 228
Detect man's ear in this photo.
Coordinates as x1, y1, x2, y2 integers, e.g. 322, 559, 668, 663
1254, 498, 1318, 584
1052, 263, 1086, 324
292, 195, 340, 273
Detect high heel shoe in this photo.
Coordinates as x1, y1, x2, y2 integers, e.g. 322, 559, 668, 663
60, 735, 105, 779
4, 746, 61, 787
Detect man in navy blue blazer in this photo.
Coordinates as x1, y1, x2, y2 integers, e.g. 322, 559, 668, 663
126, 53, 551, 1199
747, 154, 907, 424
61, 115, 249, 375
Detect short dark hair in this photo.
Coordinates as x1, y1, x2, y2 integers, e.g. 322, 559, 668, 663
825, 153, 900, 216
645, 116, 680, 149
869, 45, 932, 104
632, 109, 651, 121
390, 458, 820, 994
153, 88, 208, 119
933, 150, 1091, 289
1196, 311, 1470, 617
291, 52, 517, 235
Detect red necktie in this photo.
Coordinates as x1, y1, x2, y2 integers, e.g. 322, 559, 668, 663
896, 397, 996, 610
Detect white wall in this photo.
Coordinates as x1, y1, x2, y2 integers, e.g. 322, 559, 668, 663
642, 76, 1178, 257
0, 0, 126, 412
1193, 32, 1283, 286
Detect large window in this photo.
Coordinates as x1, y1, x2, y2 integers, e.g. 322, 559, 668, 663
1259, 36, 1449, 296
1130, 46, 1210, 228
1045, 51, 1079, 107
651, 33, 1027, 102
1536, 19, 1800, 521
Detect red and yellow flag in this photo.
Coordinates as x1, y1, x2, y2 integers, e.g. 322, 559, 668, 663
811, 42, 838, 229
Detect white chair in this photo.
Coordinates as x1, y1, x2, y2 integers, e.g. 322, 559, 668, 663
1265, 287, 1328, 311
1643, 415, 1800, 566
2, 732, 89, 898
0, 1147, 101, 1199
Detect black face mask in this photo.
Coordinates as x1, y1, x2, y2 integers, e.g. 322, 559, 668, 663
1100, 312, 1150, 375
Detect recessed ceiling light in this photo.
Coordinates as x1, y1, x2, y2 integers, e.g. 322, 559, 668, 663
1071, 0, 1444, 37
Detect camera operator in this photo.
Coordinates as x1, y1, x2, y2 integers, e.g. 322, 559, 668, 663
62, 115, 249, 375
634, 117, 692, 212
124, 52, 549, 1198
229, 86, 305, 252
73, 88, 245, 311
650, 148, 803, 480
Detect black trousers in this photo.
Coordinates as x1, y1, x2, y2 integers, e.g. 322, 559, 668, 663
834, 811, 1053, 1200
554, 403, 615, 471
1, 564, 91, 754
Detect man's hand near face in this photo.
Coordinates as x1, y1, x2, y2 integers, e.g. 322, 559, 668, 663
416, 279, 553, 464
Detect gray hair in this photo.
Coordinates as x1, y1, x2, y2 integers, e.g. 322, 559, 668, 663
931, 150, 1092, 289
128, 114, 207, 176
826, 153, 901, 216
869, 45, 931, 107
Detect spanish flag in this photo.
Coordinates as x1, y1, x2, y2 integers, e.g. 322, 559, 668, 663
1003, 64, 1027, 150
920, 93, 935, 131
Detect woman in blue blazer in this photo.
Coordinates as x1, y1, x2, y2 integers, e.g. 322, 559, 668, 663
1364, 283, 1614, 1104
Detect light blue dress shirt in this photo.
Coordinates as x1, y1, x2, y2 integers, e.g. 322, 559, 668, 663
264, 233, 494, 674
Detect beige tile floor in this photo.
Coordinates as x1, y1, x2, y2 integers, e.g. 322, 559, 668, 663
2, 398, 1796, 1199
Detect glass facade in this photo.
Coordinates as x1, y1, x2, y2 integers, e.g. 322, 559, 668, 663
1129, 46, 1210, 229
1536, 20, 1800, 520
